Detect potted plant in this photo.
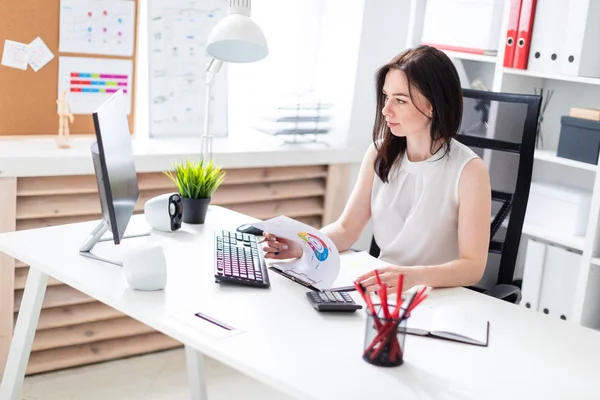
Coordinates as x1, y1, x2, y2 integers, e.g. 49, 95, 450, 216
164, 159, 226, 224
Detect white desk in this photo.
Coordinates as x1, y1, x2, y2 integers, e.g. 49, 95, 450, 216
1, 206, 600, 400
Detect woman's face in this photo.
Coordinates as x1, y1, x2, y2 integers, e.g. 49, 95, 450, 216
381, 69, 432, 138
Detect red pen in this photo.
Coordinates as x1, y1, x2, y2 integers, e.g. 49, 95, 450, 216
354, 281, 377, 317
374, 271, 390, 318
393, 274, 404, 318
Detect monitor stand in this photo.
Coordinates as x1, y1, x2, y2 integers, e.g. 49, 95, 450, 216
79, 220, 150, 266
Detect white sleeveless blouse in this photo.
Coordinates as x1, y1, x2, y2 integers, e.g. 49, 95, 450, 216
371, 139, 479, 267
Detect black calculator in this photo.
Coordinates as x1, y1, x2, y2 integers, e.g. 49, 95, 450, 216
306, 291, 362, 312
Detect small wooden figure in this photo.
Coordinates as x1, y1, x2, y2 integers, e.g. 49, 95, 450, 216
56, 90, 74, 148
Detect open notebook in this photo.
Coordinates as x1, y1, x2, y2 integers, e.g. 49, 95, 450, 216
401, 306, 489, 346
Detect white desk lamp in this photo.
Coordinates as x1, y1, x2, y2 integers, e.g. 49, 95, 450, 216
202, 0, 268, 160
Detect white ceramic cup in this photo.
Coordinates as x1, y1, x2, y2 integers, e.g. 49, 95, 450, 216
122, 244, 168, 291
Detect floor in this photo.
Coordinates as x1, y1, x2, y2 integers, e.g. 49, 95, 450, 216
21, 348, 294, 400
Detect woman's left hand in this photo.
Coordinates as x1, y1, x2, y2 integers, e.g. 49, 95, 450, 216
357, 265, 415, 294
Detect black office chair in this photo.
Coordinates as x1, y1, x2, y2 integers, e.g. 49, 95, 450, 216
369, 89, 542, 303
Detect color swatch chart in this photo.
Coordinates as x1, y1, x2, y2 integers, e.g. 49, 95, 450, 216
69, 72, 129, 93
58, 56, 133, 114
59, 0, 135, 57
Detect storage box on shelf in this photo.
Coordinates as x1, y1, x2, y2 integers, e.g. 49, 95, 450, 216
557, 116, 600, 165
525, 182, 592, 237
420, 0, 504, 56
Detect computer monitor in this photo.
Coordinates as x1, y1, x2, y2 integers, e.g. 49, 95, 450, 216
79, 90, 147, 266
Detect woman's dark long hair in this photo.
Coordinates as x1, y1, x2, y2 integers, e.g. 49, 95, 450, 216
373, 45, 463, 183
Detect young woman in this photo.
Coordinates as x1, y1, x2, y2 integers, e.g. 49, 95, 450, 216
263, 45, 491, 293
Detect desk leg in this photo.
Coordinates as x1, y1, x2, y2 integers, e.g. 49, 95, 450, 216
185, 345, 209, 400
0, 268, 48, 400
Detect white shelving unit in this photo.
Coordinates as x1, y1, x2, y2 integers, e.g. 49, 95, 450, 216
406, 0, 600, 329
534, 149, 597, 172
441, 50, 497, 64
521, 223, 586, 252
503, 68, 600, 86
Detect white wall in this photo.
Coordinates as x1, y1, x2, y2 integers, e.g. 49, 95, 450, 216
133, 0, 148, 138
346, 0, 411, 250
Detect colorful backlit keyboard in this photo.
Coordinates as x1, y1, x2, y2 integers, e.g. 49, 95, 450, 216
214, 230, 270, 288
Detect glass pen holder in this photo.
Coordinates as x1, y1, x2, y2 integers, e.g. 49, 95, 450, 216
363, 304, 408, 367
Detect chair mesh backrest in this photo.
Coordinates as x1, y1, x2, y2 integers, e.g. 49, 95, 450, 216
456, 89, 541, 289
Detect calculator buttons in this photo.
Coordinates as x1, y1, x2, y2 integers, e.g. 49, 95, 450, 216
306, 291, 362, 313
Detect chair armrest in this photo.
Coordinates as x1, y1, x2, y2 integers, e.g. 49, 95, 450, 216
484, 284, 522, 304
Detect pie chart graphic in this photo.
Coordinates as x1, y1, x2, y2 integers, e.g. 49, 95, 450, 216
297, 232, 329, 263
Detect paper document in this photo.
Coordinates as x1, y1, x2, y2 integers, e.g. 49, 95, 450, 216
28, 37, 55, 72
59, 0, 136, 56
330, 251, 388, 291
148, 0, 228, 137
251, 216, 340, 291
1, 40, 29, 70
58, 56, 133, 114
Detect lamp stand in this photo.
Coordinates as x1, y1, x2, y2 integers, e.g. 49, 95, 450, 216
202, 58, 223, 161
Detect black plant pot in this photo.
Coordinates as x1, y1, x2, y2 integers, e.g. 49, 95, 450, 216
182, 197, 211, 224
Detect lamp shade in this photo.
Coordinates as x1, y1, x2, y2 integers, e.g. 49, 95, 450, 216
206, 3, 268, 63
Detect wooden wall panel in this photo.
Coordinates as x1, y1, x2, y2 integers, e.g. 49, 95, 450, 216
211, 179, 326, 205
15, 268, 62, 290
225, 197, 324, 220
32, 317, 154, 352
17, 173, 175, 196
222, 165, 327, 185
14, 285, 94, 312
323, 164, 350, 225
35, 302, 124, 331
17, 214, 103, 231
27, 332, 180, 376
3, 163, 347, 375
0, 177, 16, 378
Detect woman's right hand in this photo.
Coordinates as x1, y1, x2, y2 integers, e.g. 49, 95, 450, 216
261, 232, 303, 260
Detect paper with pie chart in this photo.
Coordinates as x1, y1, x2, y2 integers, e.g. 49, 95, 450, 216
251, 215, 341, 291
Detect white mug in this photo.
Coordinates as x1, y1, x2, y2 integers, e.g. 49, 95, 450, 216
123, 244, 168, 291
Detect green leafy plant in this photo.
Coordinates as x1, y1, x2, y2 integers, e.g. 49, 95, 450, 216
164, 159, 226, 199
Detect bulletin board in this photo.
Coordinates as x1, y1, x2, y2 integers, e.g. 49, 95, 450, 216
0, 0, 139, 136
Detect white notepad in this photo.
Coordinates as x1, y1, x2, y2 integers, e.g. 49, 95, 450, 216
402, 306, 489, 346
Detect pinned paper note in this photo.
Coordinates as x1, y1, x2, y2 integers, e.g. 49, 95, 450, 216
28, 37, 55, 72
1, 40, 29, 70
59, 0, 136, 56
57, 56, 133, 114
252, 216, 341, 290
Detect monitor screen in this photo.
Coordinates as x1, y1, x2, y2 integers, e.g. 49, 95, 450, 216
92, 90, 139, 244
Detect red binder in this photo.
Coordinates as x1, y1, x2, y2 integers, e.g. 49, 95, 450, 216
512, 0, 538, 69
503, 0, 523, 67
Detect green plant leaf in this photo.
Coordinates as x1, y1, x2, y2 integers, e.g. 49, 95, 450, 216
163, 158, 226, 199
